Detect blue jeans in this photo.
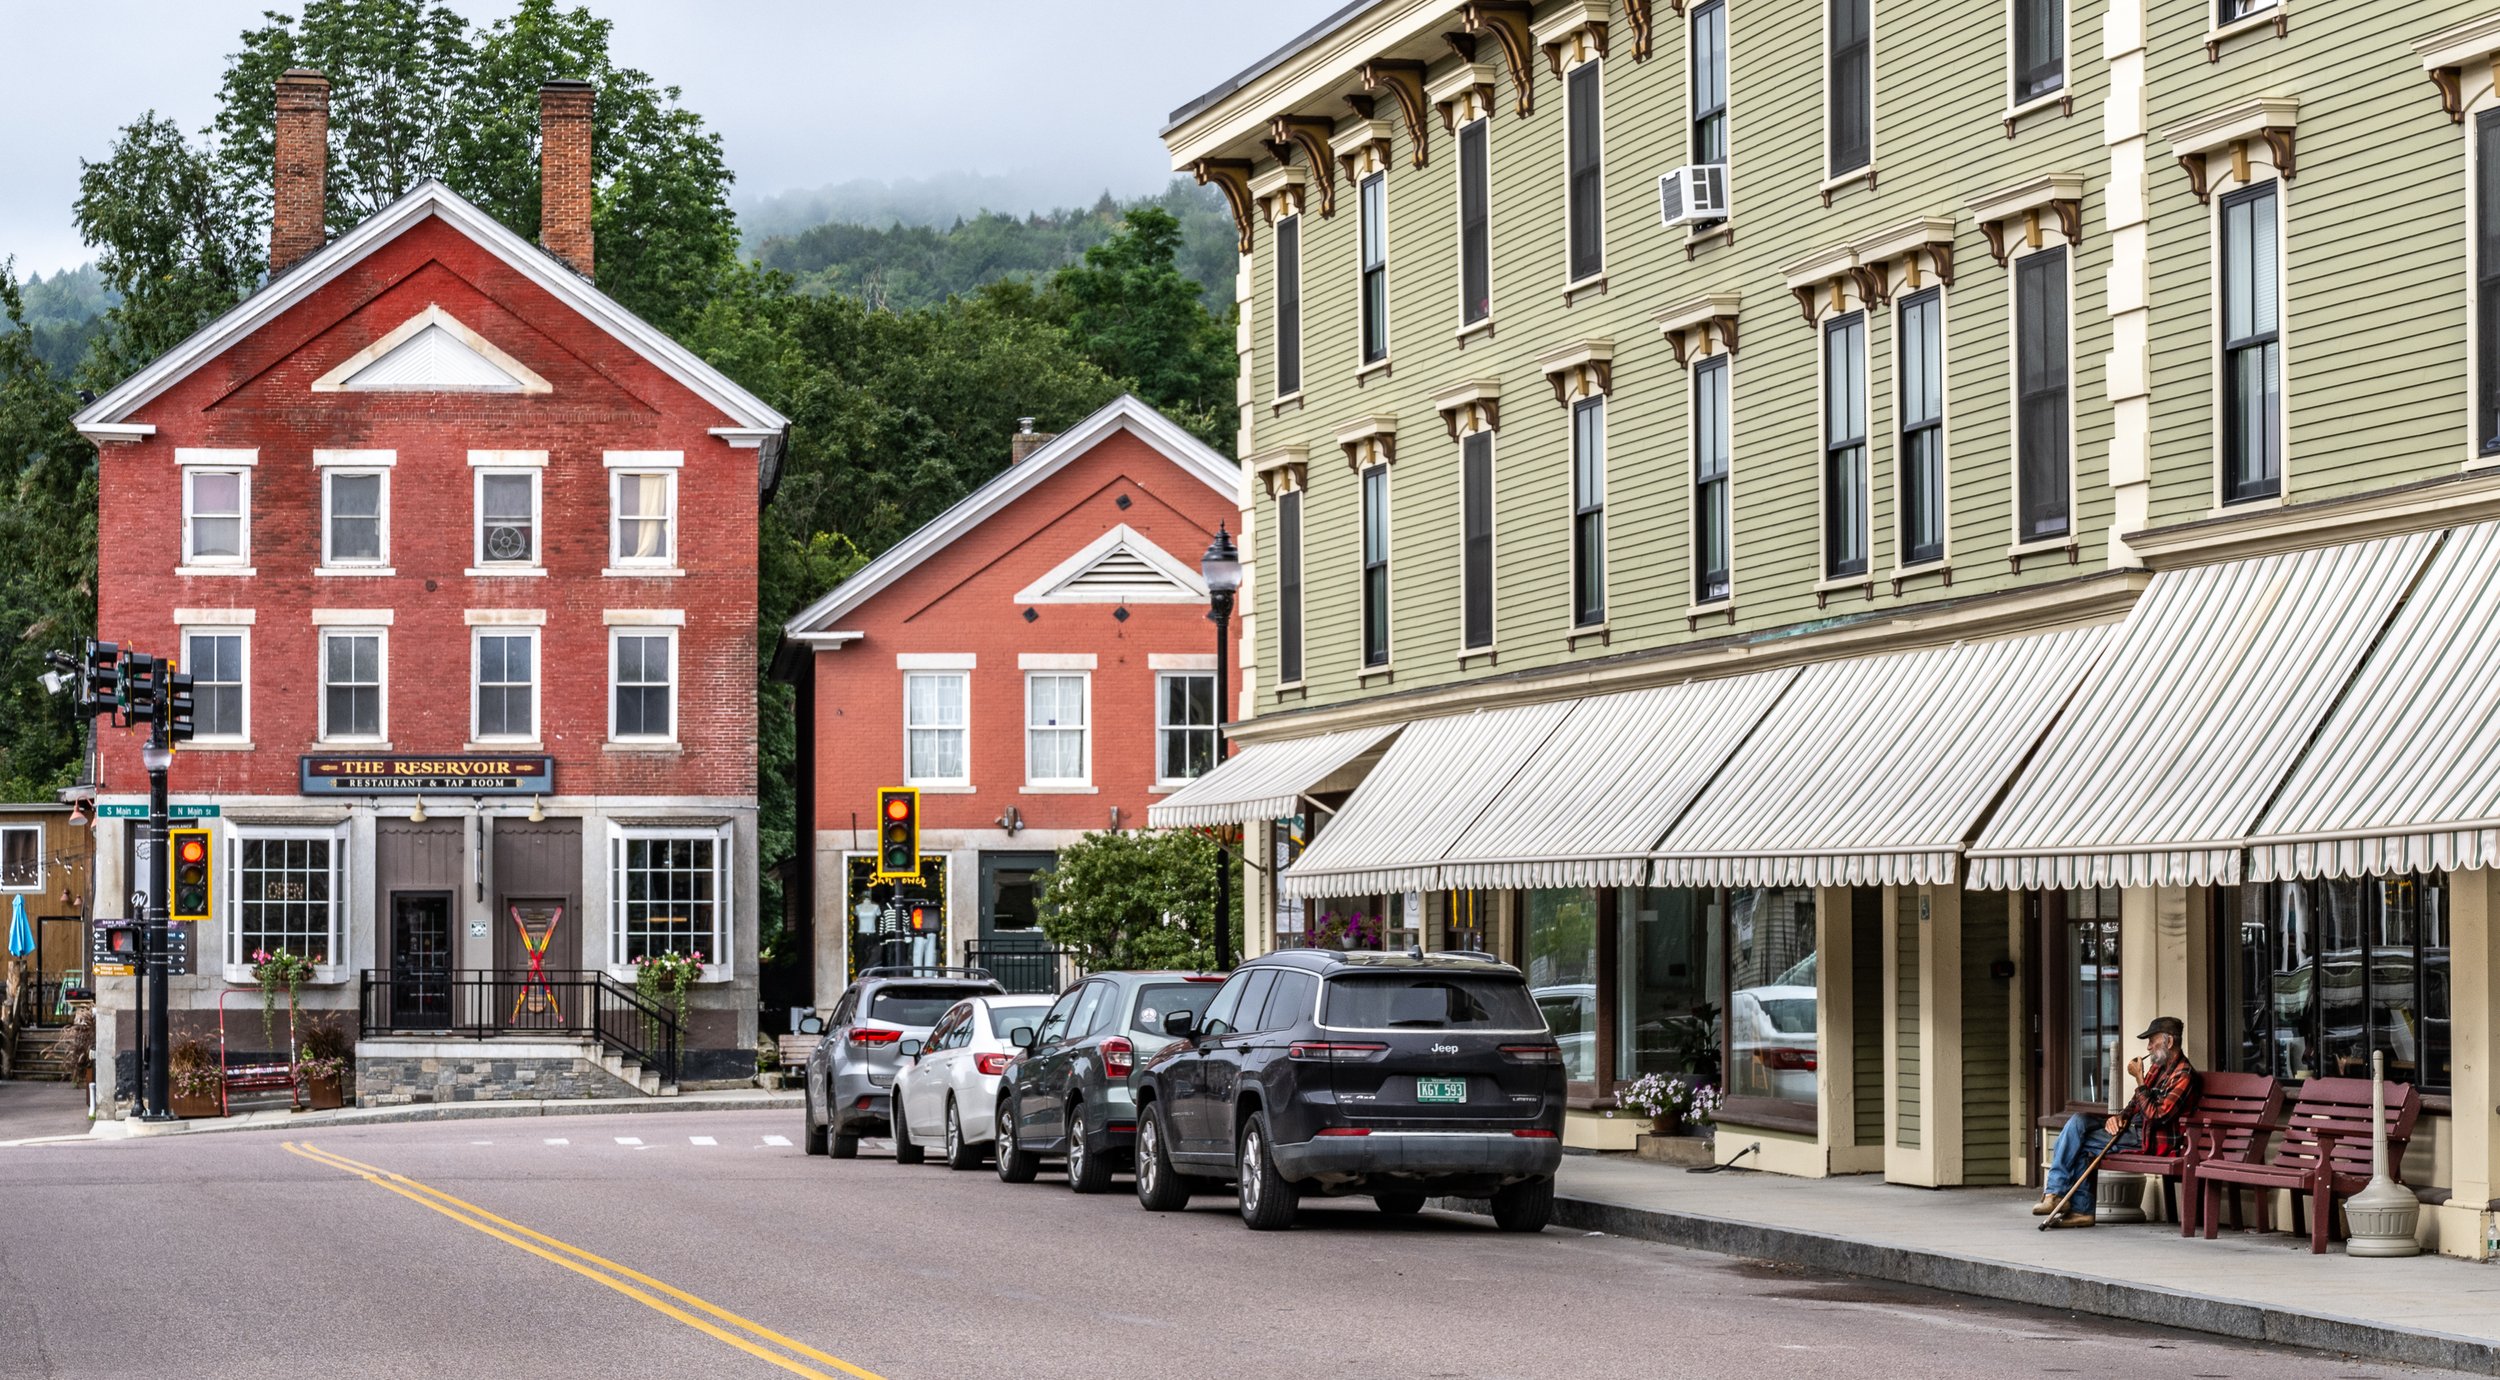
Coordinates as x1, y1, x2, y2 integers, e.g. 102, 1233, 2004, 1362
2044, 1112, 2139, 1216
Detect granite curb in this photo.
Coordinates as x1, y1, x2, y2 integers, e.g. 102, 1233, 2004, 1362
35, 1090, 803, 1144
1432, 1190, 2500, 1376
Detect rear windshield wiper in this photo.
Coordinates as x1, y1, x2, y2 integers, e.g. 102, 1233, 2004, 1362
1385, 1018, 1446, 1027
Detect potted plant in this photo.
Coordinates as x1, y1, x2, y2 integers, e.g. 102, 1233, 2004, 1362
169, 1039, 223, 1118
1615, 1072, 1720, 1138
297, 1014, 352, 1110
249, 947, 318, 1044
632, 949, 705, 1053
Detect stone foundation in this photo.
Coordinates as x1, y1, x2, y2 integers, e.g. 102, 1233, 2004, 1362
353, 1040, 643, 1106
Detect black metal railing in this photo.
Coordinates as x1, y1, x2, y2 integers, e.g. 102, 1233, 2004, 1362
358, 969, 680, 1085
963, 943, 1081, 995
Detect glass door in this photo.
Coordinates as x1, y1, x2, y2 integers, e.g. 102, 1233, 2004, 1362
388, 891, 454, 1030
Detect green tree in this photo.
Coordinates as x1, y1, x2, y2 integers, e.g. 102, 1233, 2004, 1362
1034, 829, 1239, 972
0, 266, 98, 798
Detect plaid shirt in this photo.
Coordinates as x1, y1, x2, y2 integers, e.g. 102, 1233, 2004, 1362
2122, 1054, 2198, 1157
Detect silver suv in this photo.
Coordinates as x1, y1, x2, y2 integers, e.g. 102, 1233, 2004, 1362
805, 967, 1002, 1159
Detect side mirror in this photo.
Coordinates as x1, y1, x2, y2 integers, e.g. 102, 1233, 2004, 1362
899, 1039, 924, 1059
1162, 1009, 1199, 1039
1009, 1026, 1036, 1051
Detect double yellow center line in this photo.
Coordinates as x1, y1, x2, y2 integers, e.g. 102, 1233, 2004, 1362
283, 1141, 886, 1380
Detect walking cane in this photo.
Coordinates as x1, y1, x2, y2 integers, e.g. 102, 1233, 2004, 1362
2038, 1110, 2136, 1230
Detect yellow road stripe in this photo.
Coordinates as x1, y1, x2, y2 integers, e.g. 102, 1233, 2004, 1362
283, 1142, 886, 1380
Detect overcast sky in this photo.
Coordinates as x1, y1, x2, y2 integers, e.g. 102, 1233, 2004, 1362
0, 1, 1336, 278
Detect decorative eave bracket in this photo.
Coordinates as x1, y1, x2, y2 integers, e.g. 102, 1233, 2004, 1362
1534, 2, 1611, 77
1623, 0, 1657, 59
1849, 216, 1958, 305
1270, 116, 1341, 215
1781, 243, 1861, 325
1462, 1, 1539, 117
2162, 97, 2298, 204
1654, 291, 1742, 367
2416, 15, 2500, 124
1966, 172, 2086, 265
1194, 159, 1257, 254
1361, 60, 1433, 167
1538, 338, 1615, 404
1432, 378, 1503, 439
1336, 414, 1399, 471
1253, 444, 1311, 499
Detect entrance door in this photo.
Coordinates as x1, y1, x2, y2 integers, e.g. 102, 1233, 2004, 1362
388, 892, 454, 1030
498, 898, 570, 1033
2026, 887, 2123, 1187
977, 851, 1056, 992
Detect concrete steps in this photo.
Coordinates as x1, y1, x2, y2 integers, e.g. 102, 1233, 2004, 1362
598, 1049, 677, 1098
8, 1027, 78, 1082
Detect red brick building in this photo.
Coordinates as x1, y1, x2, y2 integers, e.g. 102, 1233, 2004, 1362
71, 73, 785, 1100
777, 398, 1241, 1006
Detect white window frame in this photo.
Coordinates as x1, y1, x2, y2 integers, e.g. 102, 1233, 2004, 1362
607, 466, 679, 570
471, 627, 541, 745
1562, 54, 1605, 289
606, 822, 733, 980
2007, 239, 2079, 548
1454, 114, 1494, 332
1275, 487, 1306, 688
1893, 285, 1951, 573
0, 823, 42, 893
903, 671, 970, 787
2466, 84, 2500, 468
2209, 165, 2290, 510
320, 467, 392, 572
2004, 0, 2069, 121
317, 628, 388, 745
181, 467, 251, 569
1275, 210, 1304, 400
1154, 670, 1218, 788
1823, 0, 1877, 187
223, 823, 348, 983
1691, 352, 1737, 609
472, 467, 544, 571
1818, 309, 1873, 583
1357, 165, 1391, 370
1023, 671, 1093, 788
609, 627, 678, 745
181, 625, 251, 745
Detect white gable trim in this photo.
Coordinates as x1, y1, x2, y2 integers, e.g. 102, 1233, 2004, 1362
74, 179, 784, 440
782, 394, 1239, 635
1012, 523, 1210, 604
310, 304, 552, 394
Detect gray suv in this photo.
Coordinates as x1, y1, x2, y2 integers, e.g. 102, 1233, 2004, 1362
805, 967, 1003, 1158
994, 971, 1226, 1192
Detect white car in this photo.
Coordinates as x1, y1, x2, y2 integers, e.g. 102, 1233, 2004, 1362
892, 993, 1054, 1170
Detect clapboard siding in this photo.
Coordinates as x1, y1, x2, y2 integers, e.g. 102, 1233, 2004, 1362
1960, 889, 2013, 1185
1895, 890, 1922, 1150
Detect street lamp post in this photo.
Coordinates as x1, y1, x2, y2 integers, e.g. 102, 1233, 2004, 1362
1200, 525, 1242, 971
138, 731, 173, 1122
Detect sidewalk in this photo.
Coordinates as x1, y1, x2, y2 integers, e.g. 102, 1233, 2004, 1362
1441, 1155, 2500, 1375
0, 1080, 91, 1143
0, 1087, 800, 1147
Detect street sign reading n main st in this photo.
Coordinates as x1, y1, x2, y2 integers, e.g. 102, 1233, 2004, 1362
96, 804, 220, 819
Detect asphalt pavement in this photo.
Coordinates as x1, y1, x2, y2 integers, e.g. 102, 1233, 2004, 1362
0, 1108, 2473, 1380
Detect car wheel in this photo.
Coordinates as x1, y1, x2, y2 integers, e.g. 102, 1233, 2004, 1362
830, 1131, 859, 1160
803, 1084, 827, 1156
1066, 1103, 1115, 1194
893, 1100, 926, 1165
1134, 1104, 1192, 1212
1376, 1192, 1426, 1216
994, 1099, 1040, 1184
1490, 1176, 1554, 1233
1236, 1117, 1298, 1232
944, 1098, 981, 1171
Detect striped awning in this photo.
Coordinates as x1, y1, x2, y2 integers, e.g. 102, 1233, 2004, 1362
1968, 531, 2441, 891
2251, 521, 2500, 881
1280, 702, 1574, 899
1433, 670, 1798, 891
1652, 625, 2114, 889
1147, 723, 1402, 828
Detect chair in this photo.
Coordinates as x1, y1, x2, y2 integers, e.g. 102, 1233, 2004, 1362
2195, 1076, 2418, 1254
2096, 1071, 2283, 1237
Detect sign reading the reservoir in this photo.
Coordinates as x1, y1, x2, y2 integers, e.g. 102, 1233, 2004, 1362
299, 754, 554, 795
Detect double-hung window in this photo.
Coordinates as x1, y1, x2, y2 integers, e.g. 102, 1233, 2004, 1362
1156, 672, 1217, 783
612, 630, 675, 742
611, 824, 729, 969
2013, 0, 2064, 105
185, 629, 247, 741
1898, 288, 1945, 566
1361, 464, 1391, 667
230, 826, 344, 970
183, 469, 248, 567
322, 469, 387, 568
1459, 119, 1491, 325
2218, 0, 2277, 21
1461, 431, 1495, 650
1823, 313, 1869, 579
611, 467, 677, 566
2016, 249, 2072, 541
1691, 0, 1727, 165
1829, 0, 1871, 177
1693, 356, 1732, 604
474, 630, 537, 742
1566, 60, 1604, 282
1025, 673, 1089, 785
2480, 110, 2500, 455
1275, 214, 1303, 396
2220, 183, 2282, 503
904, 672, 968, 785
1276, 492, 1305, 684
1360, 173, 1389, 365
1572, 397, 1606, 627
0, 825, 39, 892
319, 630, 384, 742
475, 468, 541, 568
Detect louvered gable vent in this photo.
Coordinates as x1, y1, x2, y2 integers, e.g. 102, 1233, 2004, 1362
1013, 523, 1209, 605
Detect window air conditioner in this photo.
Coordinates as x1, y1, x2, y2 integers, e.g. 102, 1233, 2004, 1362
484, 524, 532, 561
1658, 164, 1731, 230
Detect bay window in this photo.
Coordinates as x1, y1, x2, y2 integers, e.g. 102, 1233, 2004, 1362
611, 825, 729, 969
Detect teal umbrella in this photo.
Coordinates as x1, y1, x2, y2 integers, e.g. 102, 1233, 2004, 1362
7, 894, 31, 958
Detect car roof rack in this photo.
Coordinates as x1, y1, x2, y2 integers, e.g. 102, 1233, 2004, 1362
857, 965, 996, 980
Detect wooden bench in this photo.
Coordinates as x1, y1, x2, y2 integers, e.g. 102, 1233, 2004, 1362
2195, 1076, 2419, 1254
773, 1033, 821, 1083
2095, 1070, 2283, 1237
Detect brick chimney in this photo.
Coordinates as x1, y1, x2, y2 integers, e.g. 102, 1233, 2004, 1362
269, 69, 330, 276
539, 80, 595, 279
1010, 416, 1057, 464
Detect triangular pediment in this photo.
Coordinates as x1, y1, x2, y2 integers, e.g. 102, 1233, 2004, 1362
1013, 523, 1209, 604
311, 303, 551, 394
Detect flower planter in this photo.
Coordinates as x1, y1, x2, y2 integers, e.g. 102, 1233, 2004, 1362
304, 1073, 345, 1110
1650, 1111, 1687, 1138
171, 1089, 224, 1119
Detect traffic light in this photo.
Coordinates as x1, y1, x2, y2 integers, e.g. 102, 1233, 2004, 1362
875, 787, 919, 879
80, 640, 119, 717
121, 651, 158, 721
164, 671, 196, 742
168, 827, 211, 922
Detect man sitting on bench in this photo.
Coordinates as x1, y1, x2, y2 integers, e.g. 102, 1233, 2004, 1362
2037, 1015, 2198, 1228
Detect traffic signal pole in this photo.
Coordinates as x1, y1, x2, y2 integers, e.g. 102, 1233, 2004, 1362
138, 714, 173, 1123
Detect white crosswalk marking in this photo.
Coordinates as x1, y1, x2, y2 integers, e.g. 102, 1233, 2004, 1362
544, 1138, 569, 1146
689, 1136, 717, 1146
615, 1136, 642, 1146
761, 1134, 791, 1147
470, 1140, 493, 1145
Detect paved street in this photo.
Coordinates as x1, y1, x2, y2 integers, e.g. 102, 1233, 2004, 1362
0, 1108, 2471, 1380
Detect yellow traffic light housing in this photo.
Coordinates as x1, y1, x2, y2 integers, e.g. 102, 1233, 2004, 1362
168, 827, 212, 923
874, 787, 920, 881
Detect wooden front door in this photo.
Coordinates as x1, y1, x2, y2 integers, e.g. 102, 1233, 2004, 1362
387, 892, 454, 1029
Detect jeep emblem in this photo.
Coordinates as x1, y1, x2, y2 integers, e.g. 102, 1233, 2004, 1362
1432, 1043, 1459, 1055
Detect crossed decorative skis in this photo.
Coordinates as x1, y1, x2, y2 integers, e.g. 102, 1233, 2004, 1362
510, 903, 564, 1022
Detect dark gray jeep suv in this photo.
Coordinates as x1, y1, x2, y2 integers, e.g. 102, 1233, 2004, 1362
1130, 950, 1564, 1231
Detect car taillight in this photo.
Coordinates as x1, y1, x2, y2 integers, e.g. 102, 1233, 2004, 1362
1512, 1128, 1558, 1139
1102, 1036, 1134, 1079
1499, 1044, 1562, 1064
1762, 1047, 1817, 1072
848, 1028, 901, 1047
1287, 1041, 1388, 1061
1314, 1127, 1371, 1137
974, 1052, 1012, 1076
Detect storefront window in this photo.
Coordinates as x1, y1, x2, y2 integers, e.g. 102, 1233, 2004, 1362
1726, 887, 1818, 1109
1271, 817, 1309, 950
1526, 888, 1602, 1082
2065, 887, 2122, 1107
2219, 875, 2448, 1090
1617, 887, 1723, 1083
1429, 890, 1493, 953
